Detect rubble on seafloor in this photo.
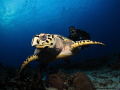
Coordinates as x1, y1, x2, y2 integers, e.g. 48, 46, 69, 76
0, 53, 120, 90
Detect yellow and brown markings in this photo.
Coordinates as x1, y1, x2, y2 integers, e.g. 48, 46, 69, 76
19, 55, 39, 76
70, 40, 105, 50
33, 34, 55, 49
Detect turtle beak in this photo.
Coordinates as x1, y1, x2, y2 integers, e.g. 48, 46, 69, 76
31, 37, 39, 46
31, 42, 37, 46
31, 37, 44, 49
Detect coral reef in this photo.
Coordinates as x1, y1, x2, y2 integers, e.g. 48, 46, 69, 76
0, 66, 45, 90
0, 53, 120, 90
45, 72, 95, 90
45, 73, 64, 90
72, 72, 95, 90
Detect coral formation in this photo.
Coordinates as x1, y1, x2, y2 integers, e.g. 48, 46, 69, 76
72, 72, 95, 90
0, 53, 120, 89
45, 71, 95, 90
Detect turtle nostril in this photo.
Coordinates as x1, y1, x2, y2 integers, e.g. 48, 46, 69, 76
42, 42, 45, 45
37, 40, 39, 44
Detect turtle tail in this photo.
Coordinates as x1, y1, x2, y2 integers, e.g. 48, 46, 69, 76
19, 54, 39, 77
71, 40, 105, 50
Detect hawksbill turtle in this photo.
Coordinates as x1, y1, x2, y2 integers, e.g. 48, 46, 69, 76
19, 33, 105, 75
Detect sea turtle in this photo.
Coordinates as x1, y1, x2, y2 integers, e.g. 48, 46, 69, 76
19, 33, 105, 75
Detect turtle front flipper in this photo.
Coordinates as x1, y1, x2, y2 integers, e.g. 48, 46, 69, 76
71, 40, 105, 50
19, 54, 39, 77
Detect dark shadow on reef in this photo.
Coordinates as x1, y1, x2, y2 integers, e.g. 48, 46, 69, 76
0, 53, 120, 90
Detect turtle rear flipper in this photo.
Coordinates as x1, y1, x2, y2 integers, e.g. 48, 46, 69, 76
71, 40, 105, 50
19, 55, 39, 77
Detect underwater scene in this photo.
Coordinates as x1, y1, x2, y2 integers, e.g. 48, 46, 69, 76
0, 0, 120, 90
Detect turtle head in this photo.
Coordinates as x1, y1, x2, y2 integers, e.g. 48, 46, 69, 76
31, 33, 55, 49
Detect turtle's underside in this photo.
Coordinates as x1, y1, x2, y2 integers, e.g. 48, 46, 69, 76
19, 33, 105, 75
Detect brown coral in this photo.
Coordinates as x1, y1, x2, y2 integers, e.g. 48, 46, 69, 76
45, 74, 64, 90
72, 72, 95, 90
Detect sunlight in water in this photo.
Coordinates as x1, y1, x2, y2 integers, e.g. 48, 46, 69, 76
2, 7, 15, 25
0, 0, 24, 26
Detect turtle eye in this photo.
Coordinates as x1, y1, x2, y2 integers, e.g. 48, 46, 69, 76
40, 35, 47, 41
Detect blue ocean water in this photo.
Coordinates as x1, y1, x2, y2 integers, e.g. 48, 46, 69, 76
0, 0, 120, 67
